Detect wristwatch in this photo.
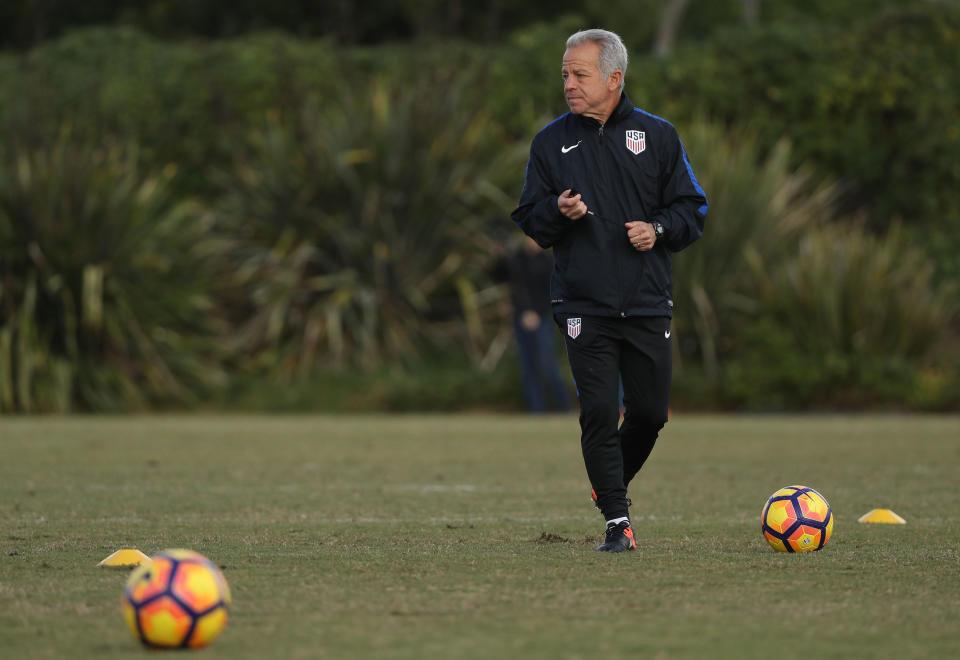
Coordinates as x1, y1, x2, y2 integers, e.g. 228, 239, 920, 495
653, 222, 665, 239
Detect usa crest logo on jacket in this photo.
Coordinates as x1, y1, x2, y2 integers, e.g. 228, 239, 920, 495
625, 130, 645, 155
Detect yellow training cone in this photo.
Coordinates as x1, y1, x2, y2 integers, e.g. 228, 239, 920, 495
97, 548, 151, 568
857, 509, 906, 524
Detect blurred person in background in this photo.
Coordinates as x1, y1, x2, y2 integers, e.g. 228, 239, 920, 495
511, 28, 707, 552
495, 235, 571, 414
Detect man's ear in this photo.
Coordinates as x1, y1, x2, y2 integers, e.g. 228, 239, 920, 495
607, 69, 623, 92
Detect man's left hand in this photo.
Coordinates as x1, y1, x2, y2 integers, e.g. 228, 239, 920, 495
625, 221, 656, 252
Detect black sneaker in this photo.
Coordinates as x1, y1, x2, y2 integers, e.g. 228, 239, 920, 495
590, 488, 632, 511
595, 521, 636, 553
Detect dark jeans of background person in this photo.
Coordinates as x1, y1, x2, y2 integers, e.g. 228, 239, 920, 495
514, 317, 570, 413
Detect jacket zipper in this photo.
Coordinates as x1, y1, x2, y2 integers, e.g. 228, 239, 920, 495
597, 122, 626, 317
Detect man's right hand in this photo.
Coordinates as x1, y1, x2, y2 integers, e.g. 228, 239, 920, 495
558, 189, 587, 220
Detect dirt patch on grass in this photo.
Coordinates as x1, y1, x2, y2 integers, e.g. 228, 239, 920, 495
530, 532, 571, 544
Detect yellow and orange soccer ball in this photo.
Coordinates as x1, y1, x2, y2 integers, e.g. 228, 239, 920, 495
123, 549, 231, 649
761, 485, 834, 552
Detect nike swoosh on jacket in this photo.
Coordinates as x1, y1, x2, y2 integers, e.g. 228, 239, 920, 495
511, 92, 707, 319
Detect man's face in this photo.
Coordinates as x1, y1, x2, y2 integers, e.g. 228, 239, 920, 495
562, 41, 619, 119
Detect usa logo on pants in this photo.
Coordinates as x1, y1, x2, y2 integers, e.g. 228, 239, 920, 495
567, 317, 581, 339
625, 130, 646, 155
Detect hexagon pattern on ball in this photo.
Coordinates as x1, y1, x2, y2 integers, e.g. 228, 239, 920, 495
123, 549, 231, 648
761, 486, 833, 553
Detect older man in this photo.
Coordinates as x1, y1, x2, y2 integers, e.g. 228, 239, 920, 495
511, 29, 707, 552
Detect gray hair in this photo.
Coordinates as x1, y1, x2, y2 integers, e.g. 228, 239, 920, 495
566, 29, 628, 93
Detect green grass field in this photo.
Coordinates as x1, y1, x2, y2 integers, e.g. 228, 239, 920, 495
2, 414, 959, 659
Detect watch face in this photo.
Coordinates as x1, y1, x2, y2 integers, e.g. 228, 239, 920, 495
654, 222, 664, 237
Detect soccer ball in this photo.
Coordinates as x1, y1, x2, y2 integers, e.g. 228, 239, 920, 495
761, 485, 834, 553
123, 549, 231, 648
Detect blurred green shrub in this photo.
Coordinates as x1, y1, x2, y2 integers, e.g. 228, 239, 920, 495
210, 69, 524, 379
672, 122, 840, 379
0, 132, 222, 412
671, 122, 958, 411
0, 28, 340, 199
212, 357, 524, 413
721, 223, 958, 410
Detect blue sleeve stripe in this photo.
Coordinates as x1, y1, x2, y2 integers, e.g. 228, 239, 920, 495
680, 140, 709, 217
633, 107, 669, 125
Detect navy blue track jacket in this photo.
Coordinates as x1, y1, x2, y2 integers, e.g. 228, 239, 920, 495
511, 93, 707, 319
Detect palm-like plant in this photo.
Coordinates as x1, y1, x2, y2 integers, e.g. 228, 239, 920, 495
672, 122, 957, 407
0, 132, 221, 412
672, 123, 840, 377
719, 221, 959, 409
213, 69, 522, 377
748, 222, 957, 362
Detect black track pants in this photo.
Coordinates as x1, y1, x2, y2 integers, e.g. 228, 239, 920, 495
557, 314, 672, 521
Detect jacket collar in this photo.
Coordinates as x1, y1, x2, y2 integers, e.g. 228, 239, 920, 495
577, 92, 634, 129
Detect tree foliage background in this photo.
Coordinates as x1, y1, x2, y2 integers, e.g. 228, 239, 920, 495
1, 0, 958, 412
